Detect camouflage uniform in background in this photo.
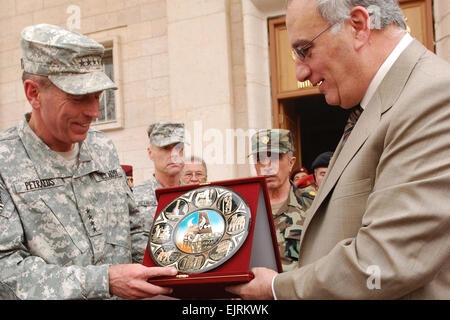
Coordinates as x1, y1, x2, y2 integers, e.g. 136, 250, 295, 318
133, 122, 185, 231
133, 174, 162, 232
0, 24, 147, 299
0, 116, 147, 299
250, 129, 308, 272
295, 186, 316, 210
272, 182, 308, 272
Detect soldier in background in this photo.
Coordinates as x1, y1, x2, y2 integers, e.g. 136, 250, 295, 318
294, 151, 334, 209
249, 129, 309, 272
121, 165, 134, 189
133, 122, 185, 230
0, 24, 176, 300
310, 151, 333, 190
290, 166, 308, 185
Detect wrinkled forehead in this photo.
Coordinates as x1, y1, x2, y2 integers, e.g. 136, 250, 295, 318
184, 162, 205, 172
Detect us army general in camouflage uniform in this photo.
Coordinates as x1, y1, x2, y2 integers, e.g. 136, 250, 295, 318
0, 24, 176, 300
133, 122, 185, 231
250, 129, 308, 272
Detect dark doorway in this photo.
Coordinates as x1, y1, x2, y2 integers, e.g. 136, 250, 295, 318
282, 94, 349, 171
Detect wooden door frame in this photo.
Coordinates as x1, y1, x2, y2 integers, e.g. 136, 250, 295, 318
399, 0, 435, 52
268, 16, 319, 130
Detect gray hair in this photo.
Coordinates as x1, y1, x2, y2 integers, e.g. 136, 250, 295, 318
317, 0, 406, 33
185, 155, 208, 176
287, 151, 294, 161
22, 71, 52, 88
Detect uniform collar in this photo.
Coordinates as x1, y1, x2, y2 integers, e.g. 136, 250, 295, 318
152, 173, 184, 189
288, 182, 305, 210
151, 173, 163, 189
18, 114, 99, 179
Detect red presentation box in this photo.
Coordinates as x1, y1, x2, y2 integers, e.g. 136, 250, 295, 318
142, 176, 281, 299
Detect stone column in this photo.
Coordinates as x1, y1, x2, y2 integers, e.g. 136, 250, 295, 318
167, 0, 236, 181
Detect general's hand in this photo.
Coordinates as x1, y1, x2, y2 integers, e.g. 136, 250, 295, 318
225, 267, 278, 300
109, 264, 177, 299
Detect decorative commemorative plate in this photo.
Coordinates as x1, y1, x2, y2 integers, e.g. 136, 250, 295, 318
148, 186, 251, 273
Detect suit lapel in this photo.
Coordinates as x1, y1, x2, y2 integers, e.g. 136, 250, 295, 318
304, 97, 381, 227
300, 39, 427, 241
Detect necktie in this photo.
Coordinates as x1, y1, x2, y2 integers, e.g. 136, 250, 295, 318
342, 104, 363, 144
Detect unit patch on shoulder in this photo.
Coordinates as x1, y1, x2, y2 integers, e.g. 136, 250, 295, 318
302, 190, 316, 200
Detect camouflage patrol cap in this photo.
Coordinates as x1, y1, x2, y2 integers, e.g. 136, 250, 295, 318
147, 122, 185, 147
20, 24, 117, 95
250, 129, 294, 156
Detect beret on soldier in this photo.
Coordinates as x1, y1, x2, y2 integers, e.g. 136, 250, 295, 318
296, 173, 316, 188
311, 151, 333, 170
147, 122, 185, 147
20, 23, 117, 95
121, 165, 133, 177
290, 166, 309, 181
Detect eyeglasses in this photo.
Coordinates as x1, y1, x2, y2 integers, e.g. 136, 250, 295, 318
291, 23, 336, 61
184, 172, 206, 179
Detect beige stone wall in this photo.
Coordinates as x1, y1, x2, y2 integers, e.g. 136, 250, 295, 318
166, 0, 235, 182
0, 0, 449, 185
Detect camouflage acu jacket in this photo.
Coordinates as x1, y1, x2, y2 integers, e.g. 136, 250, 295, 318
132, 175, 162, 232
133, 175, 184, 231
295, 182, 317, 210
272, 183, 309, 272
0, 115, 147, 299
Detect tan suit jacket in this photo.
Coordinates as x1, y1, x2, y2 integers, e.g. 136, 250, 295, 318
274, 40, 450, 299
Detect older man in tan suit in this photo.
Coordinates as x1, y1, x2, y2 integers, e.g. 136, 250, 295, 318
227, 0, 450, 299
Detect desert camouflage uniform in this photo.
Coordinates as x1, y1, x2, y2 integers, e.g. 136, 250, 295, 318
295, 184, 317, 210
272, 182, 308, 272
0, 117, 148, 299
133, 175, 162, 232
250, 129, 309, 272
